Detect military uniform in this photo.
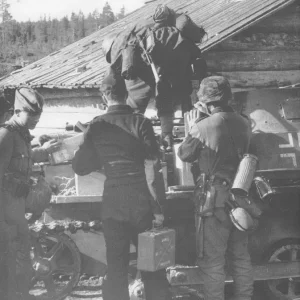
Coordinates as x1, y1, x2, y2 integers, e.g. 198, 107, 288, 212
105, 6, 206, 148
73, 101, 171, 300
178, 77, 253, 300
0, 88, 46, 300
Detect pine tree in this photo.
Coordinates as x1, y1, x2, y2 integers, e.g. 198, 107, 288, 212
78, 11, 85, 38
99, 2, 115, 28
0, 0, 10, 23
116, 6, 125, 20
0, 3, 121, 77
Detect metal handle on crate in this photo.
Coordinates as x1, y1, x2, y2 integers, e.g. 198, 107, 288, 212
152, 220, 163, 231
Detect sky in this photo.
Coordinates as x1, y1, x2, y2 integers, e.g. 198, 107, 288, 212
10, 0, 145, 22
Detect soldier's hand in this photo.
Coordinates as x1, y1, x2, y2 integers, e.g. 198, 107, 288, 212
153, 214, 164, 227
42, 139, 62, 154
187, 109, 201, 131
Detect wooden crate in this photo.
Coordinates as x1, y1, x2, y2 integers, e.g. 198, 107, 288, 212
75, 172, 106, 196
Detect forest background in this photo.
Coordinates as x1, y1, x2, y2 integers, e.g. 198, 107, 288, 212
0, 1, 125, 77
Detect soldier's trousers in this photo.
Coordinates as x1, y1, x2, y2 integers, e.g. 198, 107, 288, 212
3, 191, 33, 300
102, 217, 172, 300
0, 225, 10, 299
197, 208, 253, 300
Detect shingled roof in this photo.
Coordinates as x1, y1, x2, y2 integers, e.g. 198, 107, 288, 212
0, 0, 295, 89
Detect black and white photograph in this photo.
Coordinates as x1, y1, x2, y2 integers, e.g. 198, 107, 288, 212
1, 0, 300, 299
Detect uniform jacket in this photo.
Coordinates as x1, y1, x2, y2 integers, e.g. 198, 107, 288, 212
0, 118, 48, 222
178, 106, 251, 183
72, 105, 166, 222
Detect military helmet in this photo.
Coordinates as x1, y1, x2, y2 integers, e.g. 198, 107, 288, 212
197, 76, 232, 105
102, 32, 118, 63
153, 4, 175, 25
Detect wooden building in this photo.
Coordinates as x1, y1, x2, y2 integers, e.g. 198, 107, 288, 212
0, 0, 299, 191
0, 0, 299, 137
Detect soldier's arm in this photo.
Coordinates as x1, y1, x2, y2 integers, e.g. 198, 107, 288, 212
0, 129, 14, 223
178, 123, 202, 163
140, 118, 165, 215
72, 124, 103, 176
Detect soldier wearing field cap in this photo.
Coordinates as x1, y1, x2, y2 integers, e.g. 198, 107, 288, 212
0, 87, 61, 300
72, 67, 171, 300
178, 76, 253, 300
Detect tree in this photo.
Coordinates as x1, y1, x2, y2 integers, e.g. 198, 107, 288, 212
116, 6, 125, 20
70, 12, 79, 41
78, 10, 85, 38
99, 2, 115, 28
0, 0, 10, 23
0, 3, 121, 78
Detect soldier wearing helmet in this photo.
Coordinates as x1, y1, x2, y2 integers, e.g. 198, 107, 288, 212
0, 88, 61, 300
178, 76, 253, 300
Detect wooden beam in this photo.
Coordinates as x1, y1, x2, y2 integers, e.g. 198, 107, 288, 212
214, 33, 300, 51
37, 87, 101, 100
205, 50, 300, 72
216, 70, 300, 89
168, 261, 300, 286
43, 98, 105, 113
246, 2, 300, 33
52, 195, 103, 203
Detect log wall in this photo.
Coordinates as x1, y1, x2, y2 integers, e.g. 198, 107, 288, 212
205, 1, 300, 90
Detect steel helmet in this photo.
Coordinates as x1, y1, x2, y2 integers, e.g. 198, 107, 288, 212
102, 32, 118, 63
196, 76, 232, 105
229, 207, 258, 232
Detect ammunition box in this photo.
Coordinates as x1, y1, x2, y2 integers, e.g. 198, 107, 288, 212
137, 228, 175, 272
49, 133, 84, 165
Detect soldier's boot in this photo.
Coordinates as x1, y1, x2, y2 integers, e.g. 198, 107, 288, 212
16, 248, 36, 300
160, 114, 173, 152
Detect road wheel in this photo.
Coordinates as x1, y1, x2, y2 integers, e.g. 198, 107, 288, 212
29, 231, 81, 300
264, 239, 300, 300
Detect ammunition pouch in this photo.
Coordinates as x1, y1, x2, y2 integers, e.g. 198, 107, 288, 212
2, 175, 30, 199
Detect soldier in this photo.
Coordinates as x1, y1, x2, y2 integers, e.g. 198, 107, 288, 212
72, 67, 171, 300
178, 76, 253, 300
102, 5, 207, 150
0, 87, 61, 300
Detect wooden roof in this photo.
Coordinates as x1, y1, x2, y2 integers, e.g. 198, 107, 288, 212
0, 0, 296, 89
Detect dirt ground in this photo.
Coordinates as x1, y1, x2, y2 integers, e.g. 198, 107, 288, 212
61, 279, 266, 300
65, 276, 103, 300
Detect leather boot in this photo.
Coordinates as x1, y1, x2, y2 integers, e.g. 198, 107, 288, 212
160, 114, 173, 151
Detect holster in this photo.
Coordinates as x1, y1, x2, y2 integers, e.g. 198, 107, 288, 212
194, 175, 216, 217
194, 174, 217, 258
2, 175, 30, 199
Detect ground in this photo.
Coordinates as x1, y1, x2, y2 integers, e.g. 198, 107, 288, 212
59, 278, 265, 300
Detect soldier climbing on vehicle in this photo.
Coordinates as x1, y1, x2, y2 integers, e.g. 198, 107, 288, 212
102, 4, 207, 150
